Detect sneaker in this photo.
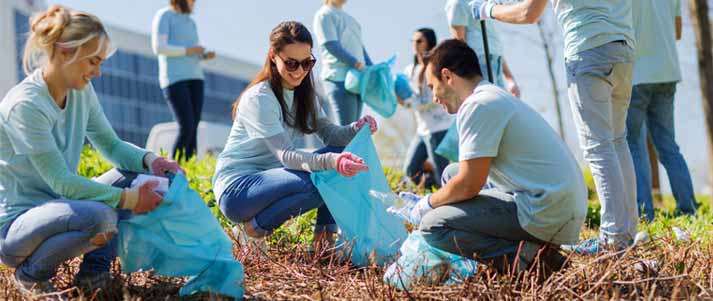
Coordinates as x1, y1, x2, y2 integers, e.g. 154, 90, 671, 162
531, 246, 568, 281
72, 271, 111, 292
562, 238, 632, 256
232, 224, 267, 253
13, 272, 63, 300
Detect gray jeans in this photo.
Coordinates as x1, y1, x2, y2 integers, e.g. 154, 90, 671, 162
565, 41, 638, 244
420, 163, 544, 272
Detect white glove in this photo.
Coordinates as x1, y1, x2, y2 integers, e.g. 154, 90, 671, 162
470, 0, 496, 20
409, 194, 433, 225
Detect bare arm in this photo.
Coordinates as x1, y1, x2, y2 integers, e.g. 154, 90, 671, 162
428, 157, 492, 207
502, 58, 514, 82
489, 0, 549, 24
450, 26, 467, 41
676, 16, 682, 40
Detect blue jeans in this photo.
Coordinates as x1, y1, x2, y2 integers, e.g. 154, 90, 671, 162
218, 147, 340, 236
420, 163, 544, 272
163, 79, 204, 161
626, 82, 697, 221
565, 41, 638, 244
324, 80, 363, 126
403, 130, 450, 188
0, 169, 135, 282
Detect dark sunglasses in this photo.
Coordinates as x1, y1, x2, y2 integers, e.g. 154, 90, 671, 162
276, 53, 317, 72
412, 39, 425, 44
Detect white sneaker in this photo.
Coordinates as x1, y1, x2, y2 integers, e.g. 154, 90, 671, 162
232, 224, 267, 253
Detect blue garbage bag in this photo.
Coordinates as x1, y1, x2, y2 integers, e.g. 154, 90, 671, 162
434, 121, 459, 162
393, 73, 413, 100
345, 68, 362, 94
117, 173, 244, 300
383, 231, 478, 290
311, 127, 408, 266
353, 56, 399, 118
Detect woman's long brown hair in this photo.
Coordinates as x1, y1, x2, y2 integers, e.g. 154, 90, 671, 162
231, 21, 319, 134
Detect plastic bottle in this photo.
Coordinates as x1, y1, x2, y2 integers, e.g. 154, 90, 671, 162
369, 190, 416, 223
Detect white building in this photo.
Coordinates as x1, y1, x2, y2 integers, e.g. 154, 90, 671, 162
1, 0, 260, 147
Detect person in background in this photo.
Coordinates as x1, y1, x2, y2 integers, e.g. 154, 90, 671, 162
400, 28, 454, 188
445, 0, 520, 97
152, 0, 215, 161
313, 0, 373, 125
0, 5, 182, 298
626, 0, 697, 222
397, 39, 586, 276
213, 21, 378, 250
469, 0, 638, 255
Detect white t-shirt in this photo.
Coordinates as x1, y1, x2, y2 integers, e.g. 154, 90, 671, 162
457, 81, 588, 245
313, 5, 366, 82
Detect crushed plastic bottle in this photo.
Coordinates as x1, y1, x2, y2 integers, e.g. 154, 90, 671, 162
672, 226, 691, 243
369, 190, 417, 224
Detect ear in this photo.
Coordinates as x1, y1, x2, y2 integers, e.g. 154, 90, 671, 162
269, 50, 276, 64
441, 68, 452, 83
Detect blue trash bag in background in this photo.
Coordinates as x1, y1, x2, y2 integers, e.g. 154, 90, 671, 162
345, 68, 362, 94
434, 121, 459, 162
311, 127, 408, 266
383, 231, 478, 290
393, 73, 413, 100
358, 56, 398, 118
118, 173, 244, 300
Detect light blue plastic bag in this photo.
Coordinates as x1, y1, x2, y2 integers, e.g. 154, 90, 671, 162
345, 68, 362, 94
118, 173, 244, 300
353, 56, 399, 118
393, 73, 413, 100
383, 231, 478, 290
311, 127, 408, 266
434, 121, 459, 162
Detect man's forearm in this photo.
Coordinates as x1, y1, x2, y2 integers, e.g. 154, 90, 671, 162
429, 173, 483, 207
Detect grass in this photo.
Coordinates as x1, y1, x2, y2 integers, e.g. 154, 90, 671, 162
0, 147, 711, 300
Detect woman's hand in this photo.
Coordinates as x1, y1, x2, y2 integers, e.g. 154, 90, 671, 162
507, 78, 521, 98
144, 153, 184, 176
186, 46, 206, 56
354, 115, 378, 134
121, 181, 163, 214
202, 51, 216, 60
335, 152, 369, 177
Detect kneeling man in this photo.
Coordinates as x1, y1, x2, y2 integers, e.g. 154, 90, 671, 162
405, 39, 588, 273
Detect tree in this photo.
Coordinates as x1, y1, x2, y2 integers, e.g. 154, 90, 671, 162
688, 0, 713, 205
536, 19, 564, 139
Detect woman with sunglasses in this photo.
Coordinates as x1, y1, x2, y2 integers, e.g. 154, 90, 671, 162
213, 21, 378, 249
400, 28, 454, 188
313, 0, 373, 126
151, 0, 215, 161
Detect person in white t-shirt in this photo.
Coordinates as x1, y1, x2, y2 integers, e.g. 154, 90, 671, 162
399, 28, 454, 188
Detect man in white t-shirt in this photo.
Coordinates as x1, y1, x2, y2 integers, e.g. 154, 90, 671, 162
396, 39, 587, 274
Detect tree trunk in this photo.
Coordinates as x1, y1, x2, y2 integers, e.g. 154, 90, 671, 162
537, 20, 565, 139
688, 0, 713, 205
648, 137, 662, 203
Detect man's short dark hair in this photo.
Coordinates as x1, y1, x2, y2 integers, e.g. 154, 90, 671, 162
424, 39, 482, 80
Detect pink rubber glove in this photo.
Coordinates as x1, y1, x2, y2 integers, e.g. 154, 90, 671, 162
335, 152, 369, 177
146, 154, 184, 176
354, 115, 378, 134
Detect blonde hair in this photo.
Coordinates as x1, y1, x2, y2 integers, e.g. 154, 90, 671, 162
22, 5, 115, 75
